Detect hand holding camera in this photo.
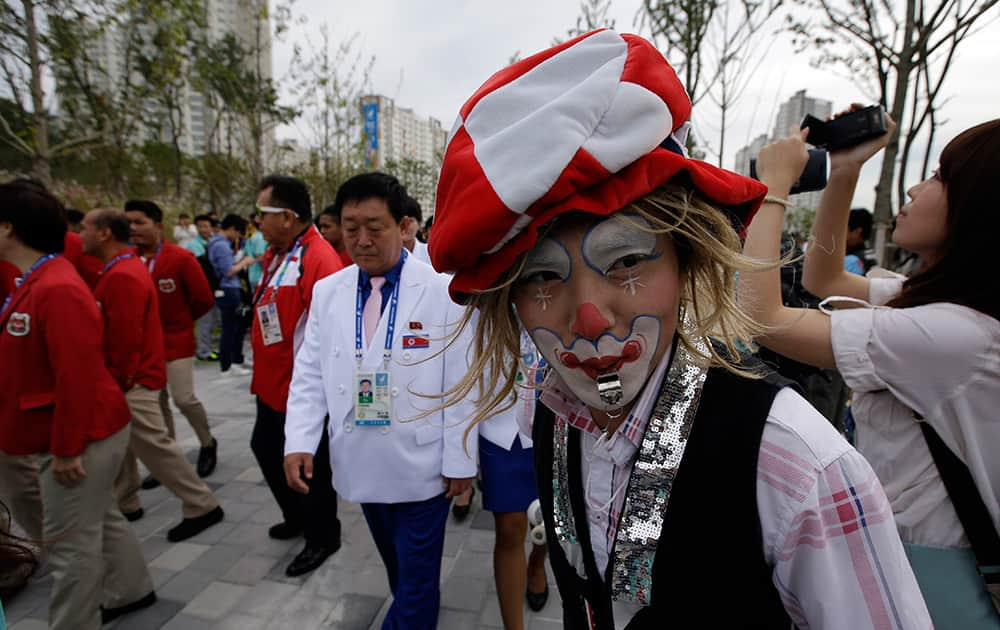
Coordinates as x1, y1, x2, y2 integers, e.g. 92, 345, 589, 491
807, 104, 896, 171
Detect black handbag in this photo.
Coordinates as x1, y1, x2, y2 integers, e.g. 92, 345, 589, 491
919, 418, 1000, 616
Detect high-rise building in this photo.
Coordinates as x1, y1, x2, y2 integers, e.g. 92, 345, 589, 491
61, 0, 274, 159
359, 94, 448, 213
773, 89, 832, 141
733, 90, 833, 215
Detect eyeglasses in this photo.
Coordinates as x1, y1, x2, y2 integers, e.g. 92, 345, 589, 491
256, 205, 289, 217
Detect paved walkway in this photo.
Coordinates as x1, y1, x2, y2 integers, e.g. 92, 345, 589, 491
3, 361, 562, 629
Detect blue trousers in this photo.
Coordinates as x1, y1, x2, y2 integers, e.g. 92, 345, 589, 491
362, 494, 450, 630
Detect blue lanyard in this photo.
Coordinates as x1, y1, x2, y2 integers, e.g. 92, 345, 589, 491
144, 243, 163, 275
101, 252, 135, 275
1, 253, 60, 317
255, 236, 303, 305
354, 252, 406, 367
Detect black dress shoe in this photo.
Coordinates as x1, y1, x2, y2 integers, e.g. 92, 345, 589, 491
285, 542, 339, 577
166, 506, 224, 542
269, 521, 304, 540
123, 508, 144, 522
196, 438, 218, 478
526, 585, 549, 612
101, 591, 157, 623
451, 486, 475, 521
140, 474, 161, 490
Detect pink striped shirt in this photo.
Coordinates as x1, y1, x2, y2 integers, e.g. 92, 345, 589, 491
534, 358, 931, 629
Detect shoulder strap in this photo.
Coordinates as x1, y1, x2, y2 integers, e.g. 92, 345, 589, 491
919, 421, 1000, 585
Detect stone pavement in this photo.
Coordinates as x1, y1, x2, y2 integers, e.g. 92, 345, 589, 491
3, 361, 563, 630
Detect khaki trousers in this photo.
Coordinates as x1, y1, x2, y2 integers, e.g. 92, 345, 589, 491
38, 425, 153, 630
0, 451, 43, 541
115, 386, 218, 518
160, 356, 213, 447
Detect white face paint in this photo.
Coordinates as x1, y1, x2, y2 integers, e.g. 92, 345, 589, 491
513, 213, 681, 414
530, 314, 662, 411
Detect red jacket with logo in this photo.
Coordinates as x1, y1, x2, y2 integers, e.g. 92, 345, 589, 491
0, 257, 131, 456
251, 226, 343, 411
94, 253, 168, 391
136, 242, 214, 361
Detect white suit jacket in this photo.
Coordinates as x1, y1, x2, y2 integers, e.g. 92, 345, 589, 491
284, 255, 478, 504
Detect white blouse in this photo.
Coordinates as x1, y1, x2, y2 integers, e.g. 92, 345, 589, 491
830, 276, 1000, 547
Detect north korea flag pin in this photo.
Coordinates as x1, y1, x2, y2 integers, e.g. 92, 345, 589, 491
408, 321, 423, 330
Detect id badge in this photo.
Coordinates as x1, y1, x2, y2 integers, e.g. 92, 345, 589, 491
355, 370, 391, 426
257, 302, 283, 346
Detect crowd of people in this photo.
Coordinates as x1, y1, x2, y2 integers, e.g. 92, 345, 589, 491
1, 28, 998, 630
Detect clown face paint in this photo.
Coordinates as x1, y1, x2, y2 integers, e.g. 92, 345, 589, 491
513, 213, 682, 413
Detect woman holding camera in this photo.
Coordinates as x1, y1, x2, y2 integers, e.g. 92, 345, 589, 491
743, 116, 1000, 629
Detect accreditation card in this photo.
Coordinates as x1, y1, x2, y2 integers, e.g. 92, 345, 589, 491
354, 370, 391, 426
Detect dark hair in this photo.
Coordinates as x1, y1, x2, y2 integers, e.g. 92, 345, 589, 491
331, 172, 407, 224
0, 179, 67, 253
221, 213, 248, 234
403, 196, 423, 224
124, 199, 164, 223
360, 379, 371, 385
848, 208, 872, 241
179, 212, 191, 219
888, 119, 1000, 320
65, 208, 84, 225
91, 208, 131, 243
258, 174, 312, 222
194, 213, 218, 227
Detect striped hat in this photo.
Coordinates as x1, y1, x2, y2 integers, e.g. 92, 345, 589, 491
430, 29, 767, 301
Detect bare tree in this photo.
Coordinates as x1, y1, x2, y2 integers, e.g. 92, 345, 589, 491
557, 0, 617, 43
788, 0, 999, 264
288, 24, 373, 207
704, 0, 783, 167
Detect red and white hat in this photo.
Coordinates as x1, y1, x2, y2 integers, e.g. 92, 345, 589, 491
430, 29, 767, 302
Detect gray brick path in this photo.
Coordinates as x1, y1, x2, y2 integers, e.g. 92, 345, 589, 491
3, 361, 561, 629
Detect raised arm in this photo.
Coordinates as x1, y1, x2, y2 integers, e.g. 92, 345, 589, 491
738, 130, 837, 369
802, 107, 896, 300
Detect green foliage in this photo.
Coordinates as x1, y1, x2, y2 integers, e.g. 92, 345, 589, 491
382, 157, 439, 210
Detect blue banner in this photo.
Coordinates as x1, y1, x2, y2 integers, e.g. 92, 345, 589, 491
363, 102, 379, 166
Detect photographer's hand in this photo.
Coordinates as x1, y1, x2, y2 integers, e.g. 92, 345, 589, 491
756, 127, 810, 197
828, 104, 897, 172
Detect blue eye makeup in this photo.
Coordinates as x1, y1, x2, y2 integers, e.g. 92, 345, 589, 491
581, 214, 661, 276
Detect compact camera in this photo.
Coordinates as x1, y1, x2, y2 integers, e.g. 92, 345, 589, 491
801, 106, 888, 152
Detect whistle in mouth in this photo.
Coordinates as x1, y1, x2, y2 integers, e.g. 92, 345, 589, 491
596, 371, 624, 407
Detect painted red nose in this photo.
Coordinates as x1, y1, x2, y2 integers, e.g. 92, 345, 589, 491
571, 302, 611, 338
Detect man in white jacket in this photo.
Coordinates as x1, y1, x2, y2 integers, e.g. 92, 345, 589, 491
283, 172, 476, 630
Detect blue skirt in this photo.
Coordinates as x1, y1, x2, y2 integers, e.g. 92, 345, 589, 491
479, 434, 538, 513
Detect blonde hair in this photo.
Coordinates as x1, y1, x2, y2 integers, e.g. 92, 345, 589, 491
443, 182, 774, 432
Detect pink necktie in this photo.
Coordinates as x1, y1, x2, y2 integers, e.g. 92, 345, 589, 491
363, 277, 386, 346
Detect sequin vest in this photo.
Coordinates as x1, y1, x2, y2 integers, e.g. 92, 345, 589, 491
533, 366, 794, 629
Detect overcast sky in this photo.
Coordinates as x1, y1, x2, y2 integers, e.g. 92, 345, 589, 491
271, 0, 1000, 211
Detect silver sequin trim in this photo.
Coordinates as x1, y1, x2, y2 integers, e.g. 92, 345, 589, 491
610, 332, 710, 605
551, 414, 578, 545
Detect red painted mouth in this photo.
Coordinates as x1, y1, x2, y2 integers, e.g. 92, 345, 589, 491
560, 340, 642, 380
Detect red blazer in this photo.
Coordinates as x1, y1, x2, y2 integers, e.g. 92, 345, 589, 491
0, 257, 131, 456
0, 260, 16, 304
137, 242, 214, 361
63, 231, 103, 289
94, 254, 167, 391
251, 226, 343, 411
